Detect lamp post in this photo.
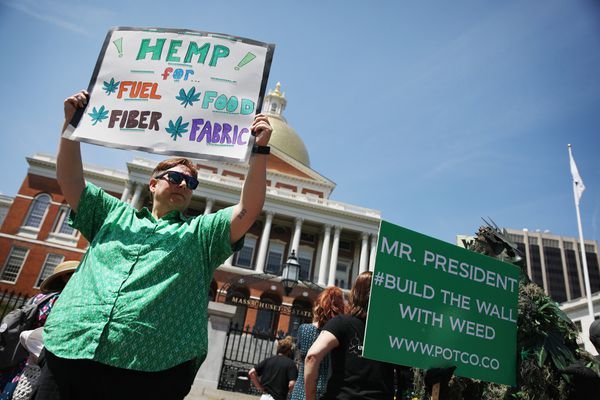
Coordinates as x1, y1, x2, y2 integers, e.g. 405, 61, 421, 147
281, 250, 300, 296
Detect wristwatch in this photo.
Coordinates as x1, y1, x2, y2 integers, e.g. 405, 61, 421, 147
252, 145, 270, 155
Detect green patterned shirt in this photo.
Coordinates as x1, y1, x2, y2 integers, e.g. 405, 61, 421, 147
44, 182, 240, 371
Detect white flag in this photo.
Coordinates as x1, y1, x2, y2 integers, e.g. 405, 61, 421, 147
569, 145, 585, 206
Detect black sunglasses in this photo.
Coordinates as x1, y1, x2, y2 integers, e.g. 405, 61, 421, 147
155, 171, 199, 190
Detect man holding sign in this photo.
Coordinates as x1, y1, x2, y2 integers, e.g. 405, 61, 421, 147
36, 89, 272, 400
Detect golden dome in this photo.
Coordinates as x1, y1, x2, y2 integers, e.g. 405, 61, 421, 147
263, 83, 310, 166
267, 115, 310, 166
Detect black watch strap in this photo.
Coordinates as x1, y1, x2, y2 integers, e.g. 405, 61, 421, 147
252, 145, 270, 155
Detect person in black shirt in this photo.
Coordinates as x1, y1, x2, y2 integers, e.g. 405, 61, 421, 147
249, 336, 298, 400
305, 271, 400, 400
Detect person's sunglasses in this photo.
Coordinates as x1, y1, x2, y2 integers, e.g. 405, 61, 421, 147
155, 171, 199, 190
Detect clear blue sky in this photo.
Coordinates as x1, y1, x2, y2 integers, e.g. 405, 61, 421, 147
1, 0, 599, 244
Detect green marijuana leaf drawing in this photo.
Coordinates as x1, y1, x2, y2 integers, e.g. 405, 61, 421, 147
88, 106, 109, 126
165, 116, 189, 141
102, 78, 120, 95
176, 87, 201, 108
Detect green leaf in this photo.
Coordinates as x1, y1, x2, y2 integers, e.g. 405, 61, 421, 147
536, 346, 547, 367
88, 105, 109, 125
175, 86, 201, 108
102, 78, 120, 95
164, 116, 189, 141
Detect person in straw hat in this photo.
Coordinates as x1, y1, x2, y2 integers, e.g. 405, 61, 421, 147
38, 261, 78, 295
0, 261, 77, 400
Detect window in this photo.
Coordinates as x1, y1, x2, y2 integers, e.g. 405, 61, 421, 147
53, 207, 75, 236
234, 236, 256, 269
1, 247, 28, 283
23, 194, 51, 229
47, 206, 78, 246
529, 244, 543, 288
265, 241, 285, 275
507, 234, 524, 243
288, 299, 312, 337
297, 247, 314, 281
565, 249, 581, 299
585, 244, 596, 252
226, 287, 249, 330
544, 246, 566, 302
0, 207, 8, 227
254, 295, 281, 336
335, 259, 352, 289
339, 240, 352, 251
36, 254, 64, 287
300, 233, 316, 244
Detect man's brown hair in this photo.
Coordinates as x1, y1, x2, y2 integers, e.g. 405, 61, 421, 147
348, 271, 372, 319
276, 336, 295, 356
152, 158, 198, 178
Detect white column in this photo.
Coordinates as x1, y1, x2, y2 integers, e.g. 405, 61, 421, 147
291, 218, 303, 255
369, 233, 378, 271
203, 198, 214, 215
120, 181, 133, 202
359, 233, 369, 273
318, 225, 331, 286
255, 212, 274, 273
327, 226, 341, 287
130, 183, 144, 210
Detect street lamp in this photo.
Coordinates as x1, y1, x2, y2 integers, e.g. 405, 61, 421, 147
281, 250, 300, 296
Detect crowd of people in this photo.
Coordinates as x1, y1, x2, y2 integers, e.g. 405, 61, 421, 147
249, 272, 411, 400
1, 87, 599, 400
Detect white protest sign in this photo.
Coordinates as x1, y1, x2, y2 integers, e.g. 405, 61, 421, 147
65, 27, 275, 162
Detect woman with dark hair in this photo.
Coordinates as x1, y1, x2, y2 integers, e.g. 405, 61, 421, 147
290, 287, 345, 400
304, 271, 397, 400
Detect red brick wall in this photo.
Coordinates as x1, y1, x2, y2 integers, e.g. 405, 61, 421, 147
0, 173, 87, 296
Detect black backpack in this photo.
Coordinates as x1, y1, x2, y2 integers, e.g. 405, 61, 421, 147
0, 293, 56, 369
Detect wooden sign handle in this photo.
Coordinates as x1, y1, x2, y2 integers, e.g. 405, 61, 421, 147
432, 382, 440, 400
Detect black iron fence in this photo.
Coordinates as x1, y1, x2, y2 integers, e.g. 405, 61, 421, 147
217, 325, 289, 395
0, 289, 28, 321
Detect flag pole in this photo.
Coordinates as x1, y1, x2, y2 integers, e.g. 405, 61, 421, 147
568, 144, 594, 319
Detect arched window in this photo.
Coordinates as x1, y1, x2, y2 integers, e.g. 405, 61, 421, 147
53, 206, 75, 235
225, 286, 250, 330
23, 194, 51, 229
254, 293, 281, 336
288, 298, 312, 337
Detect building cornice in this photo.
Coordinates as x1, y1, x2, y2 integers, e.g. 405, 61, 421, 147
27, 154, 127, 194
0, 233, 86, 253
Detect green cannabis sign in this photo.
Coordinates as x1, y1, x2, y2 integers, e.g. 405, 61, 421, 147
363, 221, 518, 386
